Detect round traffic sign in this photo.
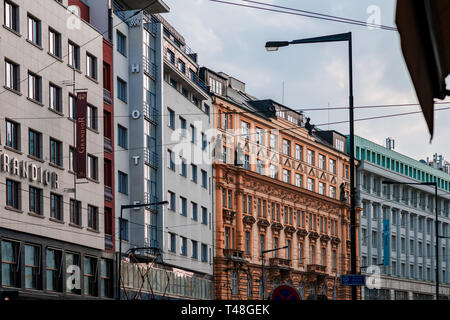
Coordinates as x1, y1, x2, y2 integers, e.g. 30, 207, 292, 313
270, 284, 301, 300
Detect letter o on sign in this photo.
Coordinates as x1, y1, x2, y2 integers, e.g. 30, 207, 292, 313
131, 110, 141, 119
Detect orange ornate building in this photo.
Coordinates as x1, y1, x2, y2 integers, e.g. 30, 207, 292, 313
200, 68, 360, 300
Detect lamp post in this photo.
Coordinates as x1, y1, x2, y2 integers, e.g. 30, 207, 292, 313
261, 245, 289, 300
117, 201, 169, 300
266, 32, 357, 300
382, 180, 441, 300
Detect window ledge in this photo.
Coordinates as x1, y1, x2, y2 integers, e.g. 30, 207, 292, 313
85, 75, 99, 84
87, 227, 100, 234
87, 127, 100, 135
28, 212, 45, 219
5, 206, 23, 214
2, 85, 22, 96
48, 107, 64, 117
2, 25, 21, 37
69, 222, 83, 229
47, 52, 64, 63
86, 177, 100, 184
3, 145, 22, 155
26, 39, 43, 51
49, 162, 64, 171
49, 217, 64, 224
27, 154, 44, 163
27, 97, 44, 107
67, 64, 82, 74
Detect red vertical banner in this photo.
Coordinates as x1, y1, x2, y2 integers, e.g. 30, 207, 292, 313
76, 92, 87, 179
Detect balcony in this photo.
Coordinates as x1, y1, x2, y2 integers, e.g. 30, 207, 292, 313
320, 234, 331, 242
104, 186, 113, 202
269, 257, 291, 270
284, 225, 296, 235
307, 264, 327, 274
143, 102, 159, 124
104, 136, 113, 153
297, 228, 308, 238
308, 231, 320, 240
144, 149, 159, 168
271, 221, 283, 232
105, 234, 113, 250
223, 249, 245, 261
243, 214, 256, 226
143, 57, 157, 79
103, 88, 112, 105
222, 209, 236, 223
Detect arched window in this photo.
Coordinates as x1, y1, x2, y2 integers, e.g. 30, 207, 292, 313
247, 274, 252, 298
231, 271, 238, 295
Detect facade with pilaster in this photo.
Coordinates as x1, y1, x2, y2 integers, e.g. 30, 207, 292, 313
354, 135, 450, 300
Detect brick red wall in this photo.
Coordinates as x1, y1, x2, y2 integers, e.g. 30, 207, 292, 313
68, 0, 90, 23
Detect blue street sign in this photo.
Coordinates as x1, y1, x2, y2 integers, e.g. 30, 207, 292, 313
340, 274, 366, 286
383, 219, 391, 266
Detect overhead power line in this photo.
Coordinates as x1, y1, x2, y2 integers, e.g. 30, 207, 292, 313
209, 0, 398, 31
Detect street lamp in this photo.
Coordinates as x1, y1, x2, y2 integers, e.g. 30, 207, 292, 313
382, 180, 441, 300
265, 32, 357, 300
261, 245, 289, 300
117, 201, 169, 300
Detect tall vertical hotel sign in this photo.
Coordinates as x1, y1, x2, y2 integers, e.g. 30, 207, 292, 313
76, 92, 87, 179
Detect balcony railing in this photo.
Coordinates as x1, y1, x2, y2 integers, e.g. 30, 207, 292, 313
143, 102, 159, 124
143, 58, 157, 78
104, 186, 113, 202
144, 238, 160, 250
103, 88, 112, 105
144, 192, 159, 206
144, 149, 159, 168
104, 136, 113, 153
144, 22, 158, 35
307, 264, 327, 273
105, 234, 113, 250
269, 257, 291, 268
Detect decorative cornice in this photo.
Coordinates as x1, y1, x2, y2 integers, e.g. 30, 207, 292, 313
243, 214, 256, 226
308, 231, 320, 240
297, 228, 308, 238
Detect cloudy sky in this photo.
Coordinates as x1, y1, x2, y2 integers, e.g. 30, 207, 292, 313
163, 0, 450, 163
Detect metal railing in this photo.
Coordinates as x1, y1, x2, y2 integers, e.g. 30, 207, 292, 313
143, 57, 157, 78
144, 149, 159, 168
105, 234, 113, 250
104, 186, 113, 202
104, 137, 113, 153
143, 102, 159, 124
103, 88, 112, 105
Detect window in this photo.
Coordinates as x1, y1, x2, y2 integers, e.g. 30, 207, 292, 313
256, 159, 264, 175
68, 41, 80, 69
202, 207, 208, 225
192, 240, 198, 259
244, 155, 250, 170
49, 28, 62, 58
283, 169, 291, 184
70, 199, 81, 226
28, 71, 42, 102
49, 83, 62, 112
50, 138, 63, 167
29, 186, 42, 215
65, 252, 81, 294
168, 108, 175, 129
168, 191, 176, 211
310, 245, 315, 264
4, 1, 19, 32
88, 155, 98, 180
192, 164, 198, 183
84, 256, 97, 296
69, 146, 76, 172
201, 170, 207, 188
88, 205, 98, 230
181, 237, 187, 256
180, 196, 187, 216
25, 244, 40, 289
307, 150, 315, 165
178, 59, 186, 74
307, 178, 314, 192
118, 171, 128, 194
270, 165, 278, 179
86, 53, 97, 80
180, 117, 187, 137
100, 259, 113, 298
69, 94, 77, 119
5, 59, 20, 91
50, 193, 63, 221
27, 15, 41, 46
202, 132, 207, 150
1, 240, 20, 287
287, 240, 291, 260
330, 186, 336, 199
231, 271, 238, 295
241, 121, 250, 140
295, 145, 303, 161
273, 238, 279, 258
27, 129, 41, 159
119, 218, 128, 241
321, 247, 326, 266
117, 31, 127, 56
167, 49, 175, 64
190, 124, 196, 143
299, 242, 304, 264
87, 105, 98, 130
118, 125, 128, 149
117, 77, 127, 102
245, 231, 251, 255
256, 127, 264, 145
329, 159, 336, 174
318, 155, 326, 171
192, 202, 198, 221
201, 244, 208, 262
319, 182, 325, 195
259, 234, 265, 256
270, 133, 278, 150
6, 120, 20, 150
46, 248, 62, 292
225, 227, 230, 249
181, 158, 187, 177
247, 274, 252, 298
282, 139, 291, 156
167, 149, 175, 170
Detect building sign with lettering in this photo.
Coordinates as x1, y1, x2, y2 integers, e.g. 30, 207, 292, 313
76, 91, 87, 179
1, 153, 59, 189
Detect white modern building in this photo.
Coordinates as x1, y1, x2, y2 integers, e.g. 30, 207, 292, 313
0, 0, 113, 299
353, 135, 450, 300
